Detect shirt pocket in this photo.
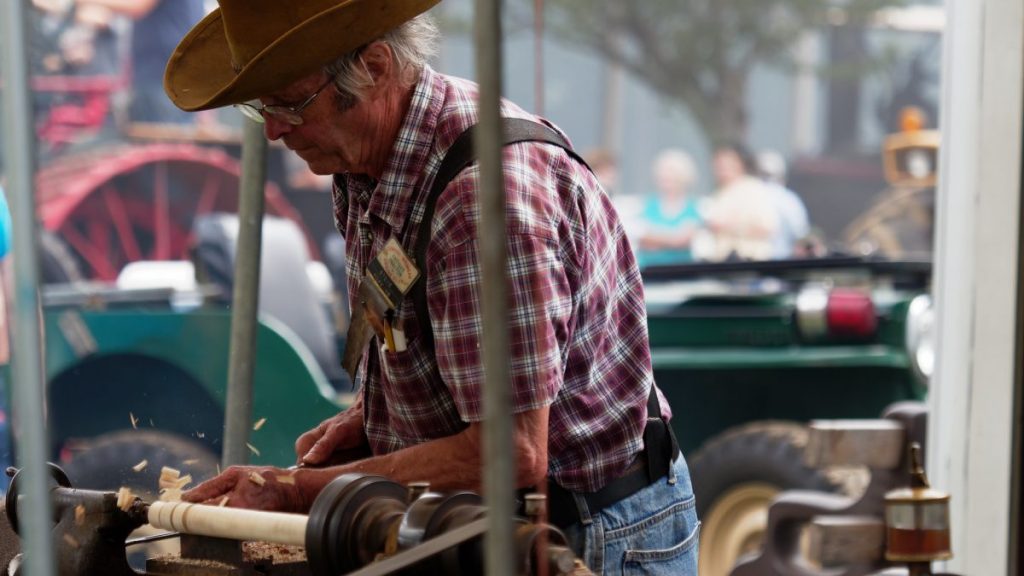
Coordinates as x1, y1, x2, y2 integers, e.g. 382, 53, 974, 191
377, 335, 465, 443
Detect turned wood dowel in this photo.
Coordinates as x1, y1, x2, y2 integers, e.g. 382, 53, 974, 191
148, 501, 308, 546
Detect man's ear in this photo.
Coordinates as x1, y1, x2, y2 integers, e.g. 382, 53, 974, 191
359, 41, 393, 94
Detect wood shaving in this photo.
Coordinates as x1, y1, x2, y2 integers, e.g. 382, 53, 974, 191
116, 487, 135, 512
275, 474, 296, 485
132, 459, 148, 472
159, 466, 183, 490
129, 412, 139, 430
248, 472, 266, 487
218, 496, 230, 507
63, 534, 80, 548
246, 443, 261, 457
74, 505, 86, 526
182, 459, 199, 466
253, 418, 267, 431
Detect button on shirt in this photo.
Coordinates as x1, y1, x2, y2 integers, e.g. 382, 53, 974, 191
331, 66, 671, 493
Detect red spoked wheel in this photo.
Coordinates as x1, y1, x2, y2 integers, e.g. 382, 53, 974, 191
37, 143, 312, 281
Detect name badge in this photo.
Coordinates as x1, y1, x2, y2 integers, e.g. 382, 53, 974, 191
366, 238, 420, 308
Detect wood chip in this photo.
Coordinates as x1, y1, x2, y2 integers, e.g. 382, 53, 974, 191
116, 487, 135, 512
196, 431, 205, 439
246, 443, 261, 457
275, 474, 296, 485
174, 474, 193, 490
248, 472, 266, 487
74, 505, 86, 526
129, 412, 139, 430
159, 466, 182, 490
182, 459, 199, 466
218, 496, 230, 507
132, 459, 148, 472
63, 534, 80, 549
253, 417, 267, 431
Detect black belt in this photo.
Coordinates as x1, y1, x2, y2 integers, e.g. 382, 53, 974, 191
520, 386, 680, 530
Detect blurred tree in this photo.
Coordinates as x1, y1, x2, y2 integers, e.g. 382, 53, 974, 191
523, 0, 907, 145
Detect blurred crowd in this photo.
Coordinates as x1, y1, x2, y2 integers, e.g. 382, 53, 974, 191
590, 144, 824, 268
28, 0, 217, 159
31, 0, 207, 123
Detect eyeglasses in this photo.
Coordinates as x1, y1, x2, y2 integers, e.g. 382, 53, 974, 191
235, 75, 337, 126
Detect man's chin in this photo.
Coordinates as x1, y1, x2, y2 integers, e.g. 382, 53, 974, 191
293, 153, 332, 175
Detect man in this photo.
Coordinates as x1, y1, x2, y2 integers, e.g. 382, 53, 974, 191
168, 1, 698, 571
705, 142, 779, 261
756, 149, 810, 259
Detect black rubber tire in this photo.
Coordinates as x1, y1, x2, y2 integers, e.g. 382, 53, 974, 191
690, 422, 844, 576
690, 421, 839, 518
39, 230, 83, 285
62, 429, 218, 496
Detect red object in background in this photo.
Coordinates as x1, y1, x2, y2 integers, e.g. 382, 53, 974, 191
32, 75, 124, 153
827, 289, 878, 338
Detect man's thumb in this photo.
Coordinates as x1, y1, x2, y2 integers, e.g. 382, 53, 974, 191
302, 438, 330, 465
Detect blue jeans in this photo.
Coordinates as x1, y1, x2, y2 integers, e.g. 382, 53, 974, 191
562, 456, 700, 575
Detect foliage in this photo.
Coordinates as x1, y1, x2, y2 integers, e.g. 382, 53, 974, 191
516, 0, 908, 145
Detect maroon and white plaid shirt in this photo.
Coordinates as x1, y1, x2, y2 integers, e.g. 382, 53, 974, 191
332, 66, 672, 492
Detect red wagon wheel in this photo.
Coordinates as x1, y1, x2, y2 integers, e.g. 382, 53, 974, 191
37, 143, 312, 281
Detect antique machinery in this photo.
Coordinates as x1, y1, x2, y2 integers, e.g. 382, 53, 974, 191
5, 465, 587, 576
884, 443, 953, 575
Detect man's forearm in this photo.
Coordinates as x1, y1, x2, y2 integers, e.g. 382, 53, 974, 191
292, 408, 549, 511
294, 429, 483, 510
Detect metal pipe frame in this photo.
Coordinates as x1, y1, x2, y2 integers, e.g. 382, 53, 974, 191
473, 1, 516, 575
0, 0, 56, 573
222, 119, 269, 467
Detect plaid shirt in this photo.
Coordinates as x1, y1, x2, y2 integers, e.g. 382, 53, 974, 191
332, 66, 671, 492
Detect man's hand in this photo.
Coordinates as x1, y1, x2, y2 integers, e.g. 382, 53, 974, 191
182, 466, 306, 513
294, 407, 368, 467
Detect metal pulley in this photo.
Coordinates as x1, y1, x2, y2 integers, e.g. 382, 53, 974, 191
884, 442, 952, 564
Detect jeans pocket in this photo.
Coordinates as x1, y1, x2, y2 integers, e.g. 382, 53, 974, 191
620, 519, 700, 576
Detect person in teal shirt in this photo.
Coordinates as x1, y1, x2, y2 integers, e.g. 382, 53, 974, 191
0, 186, 11, 260
635, 149, 703, 268
0, 185, 12, 480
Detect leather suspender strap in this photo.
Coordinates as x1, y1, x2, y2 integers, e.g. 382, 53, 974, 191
409, 117, 587, 352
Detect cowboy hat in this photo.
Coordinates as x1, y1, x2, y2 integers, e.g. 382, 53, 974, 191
164, 0, 441, 112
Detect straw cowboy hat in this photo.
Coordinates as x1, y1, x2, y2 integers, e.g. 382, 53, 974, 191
164, 0, 441, 112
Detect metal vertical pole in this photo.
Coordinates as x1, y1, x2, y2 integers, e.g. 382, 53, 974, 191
474, 1, 515, 575
222, 120, 268, 467
0, 1, 56, 574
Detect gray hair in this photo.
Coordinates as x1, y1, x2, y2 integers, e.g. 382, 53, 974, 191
323, 14, 440, 109
653, 148, 698, 189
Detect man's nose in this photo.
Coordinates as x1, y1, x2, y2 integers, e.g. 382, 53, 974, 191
263, 116, 292, 141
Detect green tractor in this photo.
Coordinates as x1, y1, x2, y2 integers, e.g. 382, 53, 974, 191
21, 214, 351, 499
643, 257, 931, 574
